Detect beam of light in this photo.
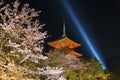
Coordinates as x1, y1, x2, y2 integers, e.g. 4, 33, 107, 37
61, 0, 107, 69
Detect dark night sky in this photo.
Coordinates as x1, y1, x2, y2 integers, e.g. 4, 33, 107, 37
4, 0, 120, 69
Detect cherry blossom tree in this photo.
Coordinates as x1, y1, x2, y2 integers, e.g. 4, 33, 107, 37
0, 0, 47, 79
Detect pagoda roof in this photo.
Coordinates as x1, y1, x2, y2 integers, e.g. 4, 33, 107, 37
68, 50, 82, 57
48, 35, 81, 49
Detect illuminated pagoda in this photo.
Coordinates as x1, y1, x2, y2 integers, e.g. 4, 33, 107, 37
48, 22, 82, 57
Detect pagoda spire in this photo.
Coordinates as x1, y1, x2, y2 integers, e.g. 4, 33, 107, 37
62, 21, 67, 37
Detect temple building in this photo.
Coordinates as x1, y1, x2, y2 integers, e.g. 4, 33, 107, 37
48, 23, 82, 57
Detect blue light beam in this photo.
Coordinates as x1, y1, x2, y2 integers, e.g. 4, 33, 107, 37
61, 0, 107, 69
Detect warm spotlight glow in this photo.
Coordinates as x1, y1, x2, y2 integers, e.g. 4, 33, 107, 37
61, 0, 107, 69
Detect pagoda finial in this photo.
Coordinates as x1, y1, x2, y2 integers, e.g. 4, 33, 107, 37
62, 21, 67, 37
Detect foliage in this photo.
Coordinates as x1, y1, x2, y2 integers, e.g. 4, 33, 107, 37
78, 59, 110, 80
47, 50, 111, 80
61, 58, 110, 80
62, 70, 79, 80
47, 51, 88, 80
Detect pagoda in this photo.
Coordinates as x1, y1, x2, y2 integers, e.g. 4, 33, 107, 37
48, 22, 82, 57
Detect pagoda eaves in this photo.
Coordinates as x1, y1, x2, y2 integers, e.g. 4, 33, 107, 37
48, 36, 81, 49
